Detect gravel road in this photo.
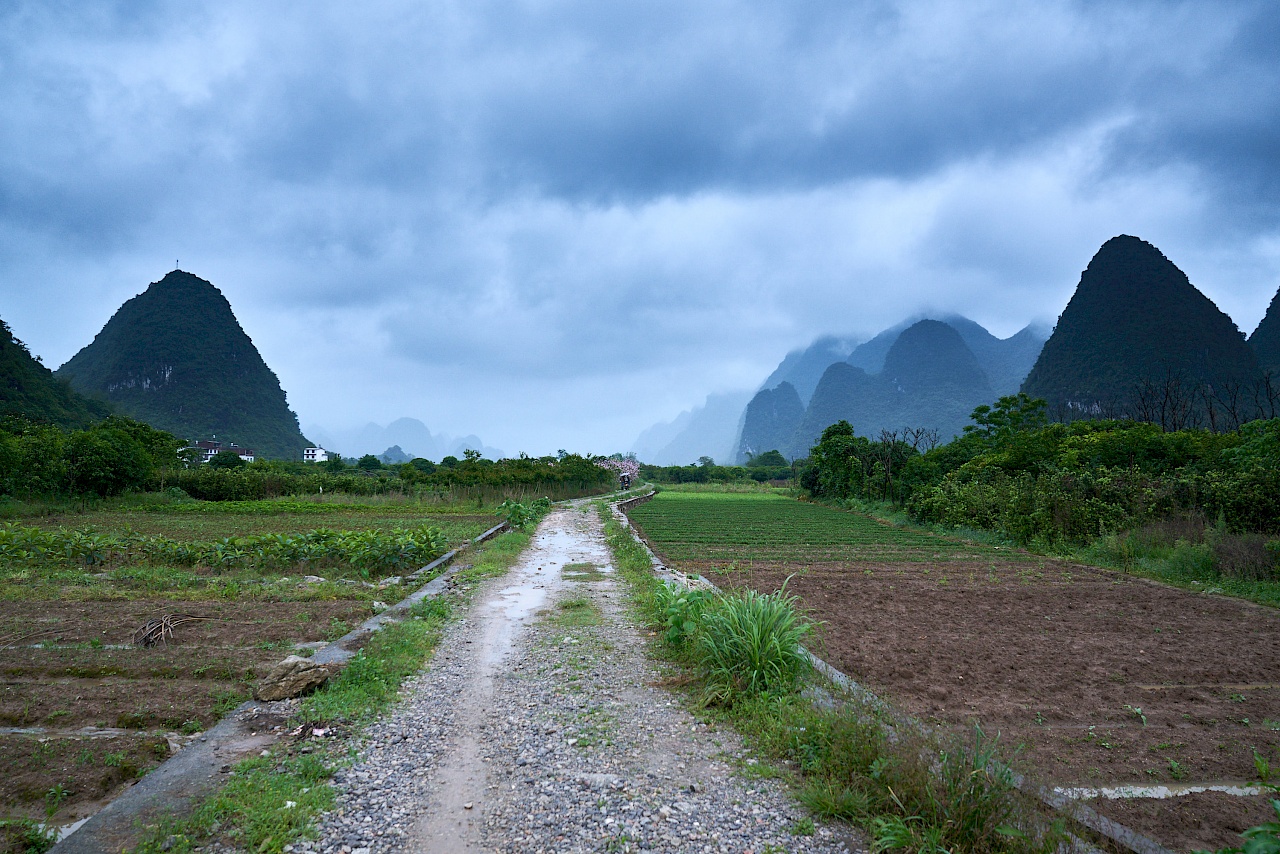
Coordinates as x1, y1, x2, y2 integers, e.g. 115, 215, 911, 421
295, 502, 860, 853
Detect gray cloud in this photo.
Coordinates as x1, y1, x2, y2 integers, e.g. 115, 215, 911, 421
2, 0, 1279, 453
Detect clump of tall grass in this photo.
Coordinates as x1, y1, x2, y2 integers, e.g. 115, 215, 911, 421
694, 584, 812, 704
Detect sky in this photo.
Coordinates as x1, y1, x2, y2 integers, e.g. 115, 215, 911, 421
3, 0, 1280, 456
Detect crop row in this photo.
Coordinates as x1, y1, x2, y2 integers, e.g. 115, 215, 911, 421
629, 492, 1001, 563
0, 522, 449, 578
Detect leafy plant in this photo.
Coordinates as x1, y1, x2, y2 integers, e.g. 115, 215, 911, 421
653, 582, 711, 651
496, 497, 552, 529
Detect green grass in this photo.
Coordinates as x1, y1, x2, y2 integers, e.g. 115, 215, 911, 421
548, 596, 603, 627
628, 492, 1022, 564
25, 506, 495, 546
1078, 533, 1280, 609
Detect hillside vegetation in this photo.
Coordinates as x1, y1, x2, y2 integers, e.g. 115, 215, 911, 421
0, 319, 110, 428
1022, 235, 1267, 428
57, 270, 310, 460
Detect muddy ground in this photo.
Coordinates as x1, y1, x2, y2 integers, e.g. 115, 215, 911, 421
696, 558, 1280, 852
0, 599, 371, 828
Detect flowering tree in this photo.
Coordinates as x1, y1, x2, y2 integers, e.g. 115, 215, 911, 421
596, 458, 639, 482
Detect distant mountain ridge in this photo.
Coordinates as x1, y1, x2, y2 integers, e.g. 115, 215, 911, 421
630, 390, 752, 466
783, 320, 994, 458
305, 417, 504, 461
759, 336, 860, 405
1022, 235, 1263, 422
57, 270, 310, 460
0, 318, 110, 428
734, 315, 1045, 461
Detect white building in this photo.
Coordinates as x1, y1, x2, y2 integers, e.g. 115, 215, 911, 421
187, 439, 256, 464
304, 447, 331, 463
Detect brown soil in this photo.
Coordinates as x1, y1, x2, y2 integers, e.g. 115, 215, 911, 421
1091, 791, 1279, 851
0, 599, 371, 647
0, 732, 169, 820
0, 598, 371, 826
704, 559, 1280, 852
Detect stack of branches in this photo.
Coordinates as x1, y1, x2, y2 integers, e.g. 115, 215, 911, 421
133, 614, 216, 647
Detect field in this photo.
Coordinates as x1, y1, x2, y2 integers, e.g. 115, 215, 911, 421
626, 491, 1280, 852
0, 498, 498, 836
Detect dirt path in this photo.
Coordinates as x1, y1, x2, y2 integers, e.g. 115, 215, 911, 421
304, 502, 856, 853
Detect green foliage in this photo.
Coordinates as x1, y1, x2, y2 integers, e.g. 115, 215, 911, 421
653, 582, 712, 650
640, 457, 792, 485
496, 497, 552, 529
0, 520, 447, 578
207, 450, 247, 469
694, 585, 812, 702
356, 454, 382, 471
0, 317, 111, 429
797, 420, 918, 503
0, 415, 182, 498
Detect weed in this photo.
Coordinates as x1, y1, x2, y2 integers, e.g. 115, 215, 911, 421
1124, 704, 1147, 726
653, 582, 712, 652
549, 596, 602, 628
1169, 759, 1188, 780
211, 688, 249, 718
789, 816, 815, 836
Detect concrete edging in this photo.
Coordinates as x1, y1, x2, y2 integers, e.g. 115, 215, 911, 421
612, 497, 1175, 854
53, 521, 510, 853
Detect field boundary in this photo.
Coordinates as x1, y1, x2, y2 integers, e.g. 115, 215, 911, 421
51, 521, 510, 854
614, 496, 1177, 854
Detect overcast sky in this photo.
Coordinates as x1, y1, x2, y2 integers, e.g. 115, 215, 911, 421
3, 1, 1279, 455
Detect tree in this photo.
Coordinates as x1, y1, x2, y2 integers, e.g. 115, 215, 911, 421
964, 394, 1047, 442
208, 450, 247, 469
356, 454, 382, 471
746, 450, 788, 468
65, 426, 152, 496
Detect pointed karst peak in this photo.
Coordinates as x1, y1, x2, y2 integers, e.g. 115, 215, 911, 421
56, 270, 310, 460
1022, 235, 1260, 411
882, 319, 990, 394
1072, 235, 1205, 311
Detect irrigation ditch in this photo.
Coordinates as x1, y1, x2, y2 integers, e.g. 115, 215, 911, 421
50, 523, 508, 854
612, 491, 1192, 854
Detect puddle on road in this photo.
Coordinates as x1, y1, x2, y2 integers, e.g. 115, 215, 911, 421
477, 514, 610, 671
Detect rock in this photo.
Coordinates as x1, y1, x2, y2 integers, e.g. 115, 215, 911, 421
302, 575, 327, 584
254, 655, 342, 701
372, 600, 390, 612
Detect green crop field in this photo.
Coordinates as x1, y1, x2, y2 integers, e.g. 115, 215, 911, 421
26, 500, 498, 547
627, 491, 1022, 564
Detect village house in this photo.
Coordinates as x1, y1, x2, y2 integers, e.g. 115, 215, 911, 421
186, 439, 256, 464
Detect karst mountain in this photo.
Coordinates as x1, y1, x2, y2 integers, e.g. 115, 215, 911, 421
1022, 235, 1262, 422
57, 270, 310, 459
